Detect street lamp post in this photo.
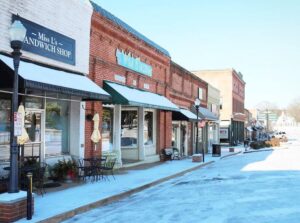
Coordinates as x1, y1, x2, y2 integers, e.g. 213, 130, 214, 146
194, 98, 204, 162
8, 19, 27, 193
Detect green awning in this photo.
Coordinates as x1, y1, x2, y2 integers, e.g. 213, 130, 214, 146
172, 108, 199, 122
104, 81, 179, 111
199, 107, 218, 121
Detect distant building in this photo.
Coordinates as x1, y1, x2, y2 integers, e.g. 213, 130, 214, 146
276, 111, 297, 128
206, 84, 221, 152
244, 109, 253, 140
192, 69, 246, 145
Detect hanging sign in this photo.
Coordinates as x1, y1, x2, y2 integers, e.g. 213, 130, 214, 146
198, 120, 206, 128
116, 49, 152, 76
14, 112, 22, 136
12, 15, 76, 65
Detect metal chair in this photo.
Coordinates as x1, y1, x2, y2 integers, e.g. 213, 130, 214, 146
76, 158, 94, 181
34, 162, 47, 196
102, 158, 117, 180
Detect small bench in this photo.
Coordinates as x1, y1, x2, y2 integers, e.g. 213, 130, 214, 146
161, 148, 180, 161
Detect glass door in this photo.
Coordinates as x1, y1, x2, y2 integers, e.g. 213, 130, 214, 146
172, 123, 180, 149
23, 109, 45, 161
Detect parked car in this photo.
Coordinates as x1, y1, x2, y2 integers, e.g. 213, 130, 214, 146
274, 131, 286, 139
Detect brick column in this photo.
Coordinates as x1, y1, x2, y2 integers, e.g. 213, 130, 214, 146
0, 192, 34, 223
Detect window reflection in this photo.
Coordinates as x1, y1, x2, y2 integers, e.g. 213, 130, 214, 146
45, 99, 70, 156
144, 111, 153, 145
102, 107, 113, 151
0, 99, 10, 161
121, 110, 138, 147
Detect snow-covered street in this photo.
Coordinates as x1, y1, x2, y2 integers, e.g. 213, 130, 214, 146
64, 138, 300, 222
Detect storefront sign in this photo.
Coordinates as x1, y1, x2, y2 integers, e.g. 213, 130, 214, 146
220, 128, 229, 139
13, 15, 76, 65
116, 49, 152, 76
14, 112, 22, 136
198, 120, 206, 128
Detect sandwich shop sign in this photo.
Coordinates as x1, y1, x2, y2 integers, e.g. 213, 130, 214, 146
116, 49, 152, 77
12, 15, 76, 65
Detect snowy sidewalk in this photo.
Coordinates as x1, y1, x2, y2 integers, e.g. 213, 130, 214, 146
17, 147, 243, 223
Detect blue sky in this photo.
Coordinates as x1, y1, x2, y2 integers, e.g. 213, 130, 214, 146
93, 0, 300, 109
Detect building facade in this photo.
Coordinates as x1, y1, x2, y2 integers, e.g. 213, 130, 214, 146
0, 0, 110, 164
88, 3, 178, 166
206, 84, 220, 153
169, 62, 208, 155
192, 69, 246, 145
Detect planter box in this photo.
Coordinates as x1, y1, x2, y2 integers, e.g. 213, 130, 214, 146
192, 154, 203, 162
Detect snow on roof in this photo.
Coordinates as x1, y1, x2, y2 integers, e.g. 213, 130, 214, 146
90, 1, 170, 57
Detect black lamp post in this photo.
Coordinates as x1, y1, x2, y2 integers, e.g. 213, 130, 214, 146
8, 19, 27, 193
194, 98, 202, 159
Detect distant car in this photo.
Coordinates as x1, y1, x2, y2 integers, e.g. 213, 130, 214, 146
274, 131, 286, 139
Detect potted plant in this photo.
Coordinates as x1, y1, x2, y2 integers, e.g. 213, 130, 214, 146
50, 159, 78, 182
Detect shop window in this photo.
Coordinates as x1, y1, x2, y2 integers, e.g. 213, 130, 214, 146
194, 125, 203, 143
121, 110, 138, 147
144, 111, 153, 145
172, 123, 179, 148
0, 99, 11, 161
102, 107, 113, 151
25, 97, 43, 109
45, 99, 70, 156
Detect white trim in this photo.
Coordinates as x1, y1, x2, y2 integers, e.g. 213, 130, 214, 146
24, 108, 45, 162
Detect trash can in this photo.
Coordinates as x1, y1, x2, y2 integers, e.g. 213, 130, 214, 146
212, 144, 221, 157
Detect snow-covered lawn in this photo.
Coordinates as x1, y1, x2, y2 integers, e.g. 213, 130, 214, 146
64, 143, 300, 223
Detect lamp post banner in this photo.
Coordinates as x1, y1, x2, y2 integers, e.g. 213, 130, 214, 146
14, 112, 22, 136
12, 15, 76, 65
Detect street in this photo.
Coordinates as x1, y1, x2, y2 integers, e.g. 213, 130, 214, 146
64, 130, 300, 223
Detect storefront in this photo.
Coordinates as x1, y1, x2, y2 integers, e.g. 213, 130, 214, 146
0, 1, 110, 164
0, 52, 110, 163
197, 107, 218, 153
169, 61, 209, 156
89, 3, 178, 166
102, 82, 178, 165
172, 108, 198, 156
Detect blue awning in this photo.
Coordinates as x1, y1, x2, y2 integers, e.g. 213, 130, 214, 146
0, 54, 110, 101
103, 81, 179, 111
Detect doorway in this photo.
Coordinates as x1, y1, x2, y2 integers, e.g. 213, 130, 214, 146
23, 109, 45, 161
172, 121, 188, 156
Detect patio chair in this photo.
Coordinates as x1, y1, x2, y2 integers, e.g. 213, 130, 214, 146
91, 157, 106, 181
102, 158, 117, 180
34, 162, 48, 196
172, 148, 180, 160
76, 158, 94, 181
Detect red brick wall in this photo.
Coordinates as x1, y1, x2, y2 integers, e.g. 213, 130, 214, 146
87, 11, 172, 157
169, 62, 208, 155
170, 62, 208, 109
232, 71, 245, 114
0, 198, 34, 223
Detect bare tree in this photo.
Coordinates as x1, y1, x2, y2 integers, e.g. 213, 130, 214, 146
287, 97, 300, 122
256, 101, 280, 115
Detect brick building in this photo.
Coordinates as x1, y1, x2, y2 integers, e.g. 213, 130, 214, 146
0, 1, 111, 222
192, 69, 246, 145
87, 3, 209, 165
169, 62, 209, 155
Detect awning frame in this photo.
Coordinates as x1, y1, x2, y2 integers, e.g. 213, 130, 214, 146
0, 54, 110, 101
104, 81, 179, 111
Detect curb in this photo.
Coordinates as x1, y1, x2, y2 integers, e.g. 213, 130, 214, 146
38, 161, 214, 223
220, 151, 242, 159
243, 149, 273, 154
